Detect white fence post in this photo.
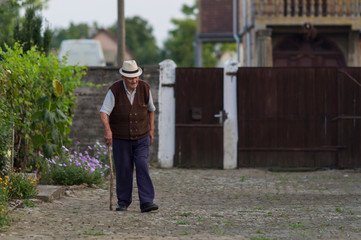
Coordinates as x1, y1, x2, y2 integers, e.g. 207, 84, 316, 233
158, 60, 176, 168
223, 60, 239, 169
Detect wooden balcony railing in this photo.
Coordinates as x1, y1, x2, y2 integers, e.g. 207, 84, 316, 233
255, 0, 361, 17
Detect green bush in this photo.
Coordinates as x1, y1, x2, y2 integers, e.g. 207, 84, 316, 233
0, 179, 9, 228
42, 142, 110, 186
0, 171, 38, 228
0, 43, 86, 171
7, 171, 38, 199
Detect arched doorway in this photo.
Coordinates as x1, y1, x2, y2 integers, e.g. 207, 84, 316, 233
273, 34, 346, 67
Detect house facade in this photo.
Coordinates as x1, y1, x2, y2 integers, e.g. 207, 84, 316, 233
92, 29, 132, 66
196, 0, 361, 67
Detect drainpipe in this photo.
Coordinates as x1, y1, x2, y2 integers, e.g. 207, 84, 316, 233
233, 0, 240, 63
245, 0, 252, 66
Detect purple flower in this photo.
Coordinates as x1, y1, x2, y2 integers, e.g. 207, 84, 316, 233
88, 146, 92, 150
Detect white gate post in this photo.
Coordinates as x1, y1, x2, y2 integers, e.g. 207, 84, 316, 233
223, 60, 239, 169
158, 60, 177, 168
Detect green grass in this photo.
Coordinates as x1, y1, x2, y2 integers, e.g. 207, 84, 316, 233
265, 194, 280, 200
176, 220, 189, 225
24, 199, 36, 208
227, 194, 239, 199
178, 212, 191, 217
336, 207, 344, 213
289, 222, 306, 229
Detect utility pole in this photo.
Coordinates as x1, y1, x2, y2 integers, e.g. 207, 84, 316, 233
117, 0, 125, 66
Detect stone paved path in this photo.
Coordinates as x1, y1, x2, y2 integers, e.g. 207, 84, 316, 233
1, 168, 361, 239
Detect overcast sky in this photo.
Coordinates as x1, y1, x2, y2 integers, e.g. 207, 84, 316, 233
41, 0, 195, 47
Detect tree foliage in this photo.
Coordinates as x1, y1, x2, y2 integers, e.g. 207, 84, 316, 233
0, 0, 48, 49
14, 7, 52, 54
50, 22, 94, 49
109, 16, 161, 65
163, 0, 218, 67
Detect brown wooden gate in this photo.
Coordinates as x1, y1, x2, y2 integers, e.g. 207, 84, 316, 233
174, 68, 224, 168
237, 67, 361, 169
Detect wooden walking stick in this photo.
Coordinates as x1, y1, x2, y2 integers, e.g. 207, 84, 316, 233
108, 145, 114, 210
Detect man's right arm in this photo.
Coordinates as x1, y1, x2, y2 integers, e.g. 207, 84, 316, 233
100, 90, 115, 146
100, 112, 112, 146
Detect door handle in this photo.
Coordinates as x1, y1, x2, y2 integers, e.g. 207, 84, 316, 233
214, 110, 223, 124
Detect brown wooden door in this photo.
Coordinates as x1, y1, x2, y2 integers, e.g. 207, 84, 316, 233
237, 68, 339, 169
273, 35, 346, 67
174, 68, 224, 168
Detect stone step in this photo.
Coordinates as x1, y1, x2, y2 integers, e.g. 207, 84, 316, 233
37, 185, 66, 202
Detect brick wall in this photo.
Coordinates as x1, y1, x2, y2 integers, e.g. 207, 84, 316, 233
200, 0, 233, 34
69, 66, 160, 163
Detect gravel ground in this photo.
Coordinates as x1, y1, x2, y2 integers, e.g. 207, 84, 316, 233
1, 168, 361, 240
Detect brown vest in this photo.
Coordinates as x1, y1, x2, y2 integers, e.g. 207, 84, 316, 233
109, 80, 150, 140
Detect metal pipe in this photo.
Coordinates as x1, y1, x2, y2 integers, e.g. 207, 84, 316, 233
243, 0, 252, 66
243, 0, 248, 66
233, 0, 240, 63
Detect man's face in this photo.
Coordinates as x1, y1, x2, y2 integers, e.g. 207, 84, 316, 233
122, 76, 139, 92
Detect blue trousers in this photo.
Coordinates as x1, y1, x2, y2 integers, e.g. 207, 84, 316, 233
112, 136, 155, 207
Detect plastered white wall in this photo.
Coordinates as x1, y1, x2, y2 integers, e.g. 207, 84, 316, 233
223, 60, 239, 169
158, 60, 176, 168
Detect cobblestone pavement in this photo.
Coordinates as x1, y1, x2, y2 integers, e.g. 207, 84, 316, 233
1, 168, 361, 239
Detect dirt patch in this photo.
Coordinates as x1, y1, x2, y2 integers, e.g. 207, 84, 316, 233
1, 168, 361, 239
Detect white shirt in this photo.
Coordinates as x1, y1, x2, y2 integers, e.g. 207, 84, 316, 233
100, 81, 156, 115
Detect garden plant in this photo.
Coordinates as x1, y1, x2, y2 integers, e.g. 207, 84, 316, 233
0, 43, 86, 172
0, 43, 100, 229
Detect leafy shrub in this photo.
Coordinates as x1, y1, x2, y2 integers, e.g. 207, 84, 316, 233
0, 170, 38, 228
0, 180, 9, 228
42, 142, 110, 186
0, 43, 86, 170
7, 171, 38, 199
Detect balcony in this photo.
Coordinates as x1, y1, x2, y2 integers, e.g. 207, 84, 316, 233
254, 0, 361, 29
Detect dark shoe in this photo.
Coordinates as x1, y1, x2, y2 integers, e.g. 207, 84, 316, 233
140, 202, 158, 213
116, 204, 127, 211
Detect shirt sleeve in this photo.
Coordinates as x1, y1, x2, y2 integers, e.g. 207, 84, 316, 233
148, 90, 156, 112
100, 90, 115, 115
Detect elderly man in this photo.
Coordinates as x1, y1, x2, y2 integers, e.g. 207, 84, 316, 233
99, 60, 158, 213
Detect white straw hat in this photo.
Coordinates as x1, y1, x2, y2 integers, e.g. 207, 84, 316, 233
119, 60, 142, 78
